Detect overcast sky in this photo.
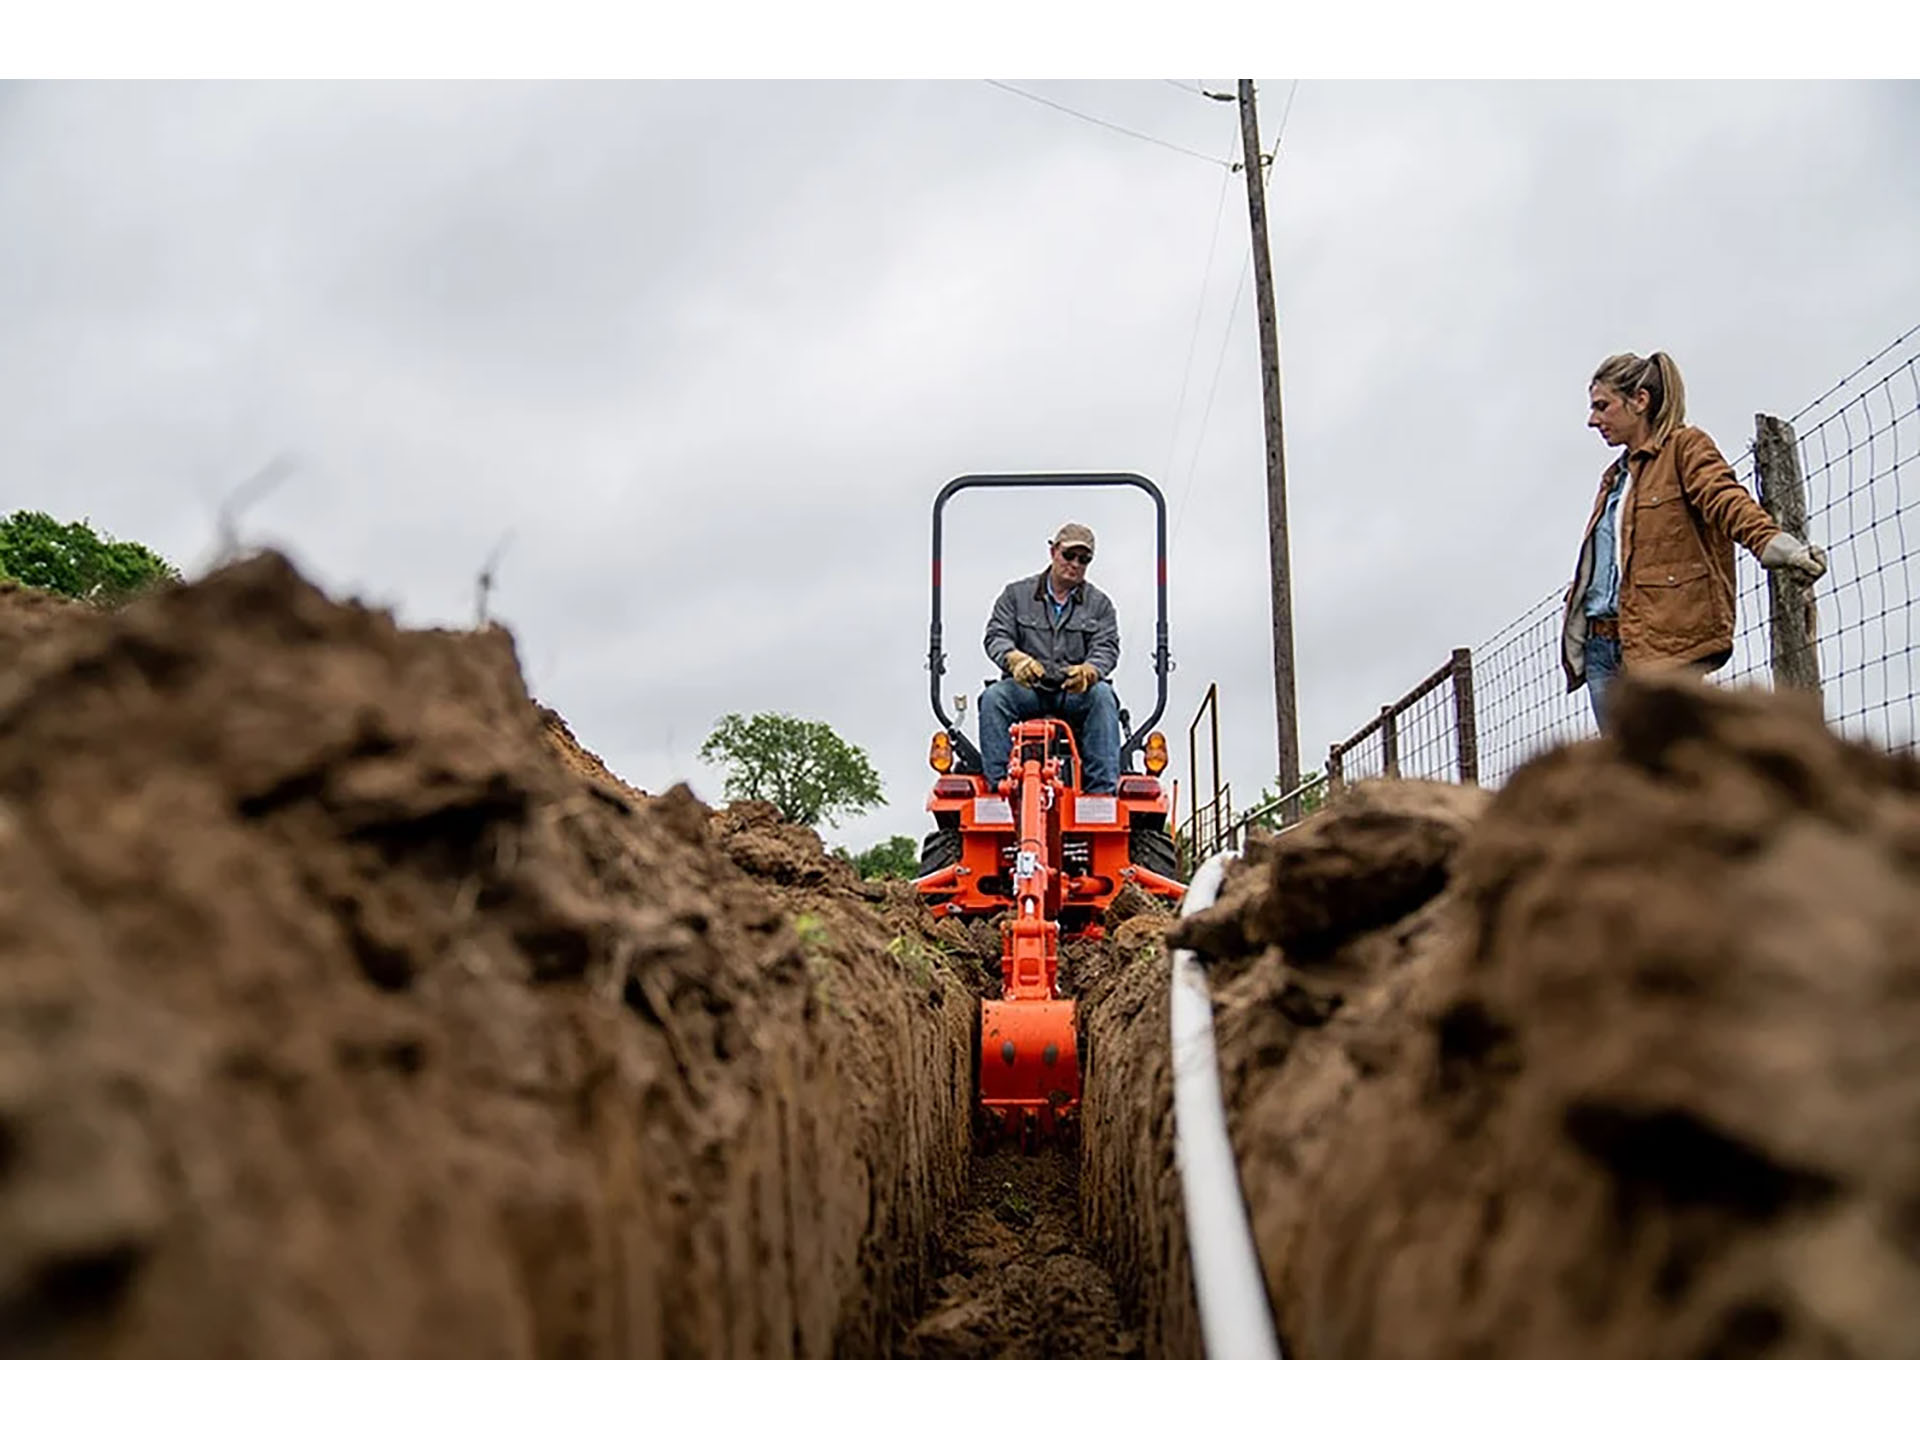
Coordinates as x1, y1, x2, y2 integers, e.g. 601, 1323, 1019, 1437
3, 79, 1916, 852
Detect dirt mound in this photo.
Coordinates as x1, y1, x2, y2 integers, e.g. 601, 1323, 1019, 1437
0, 553, 973, 1357
0, 580, 93, 668
1180, 671, 1920, 1357
535, 703, 648, 809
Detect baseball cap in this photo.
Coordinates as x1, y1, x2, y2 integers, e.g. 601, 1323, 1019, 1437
1051, 523, 1095, 554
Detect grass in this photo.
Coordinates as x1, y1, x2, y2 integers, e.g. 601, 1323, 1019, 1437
885, 933, 934, 988
793, 911, 843, 1018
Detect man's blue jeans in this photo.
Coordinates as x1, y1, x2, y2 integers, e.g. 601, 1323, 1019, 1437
1585, 632, 1623, 731
979, 679, 1121, 793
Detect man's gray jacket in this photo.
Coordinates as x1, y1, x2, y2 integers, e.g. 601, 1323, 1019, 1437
983, 571, 1121, 680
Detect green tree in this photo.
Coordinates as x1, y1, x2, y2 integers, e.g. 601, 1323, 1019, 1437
698, 712, 885, 830
834, 834, 918, 881
1251, 769, 1328, 824
0, 510, 181, 604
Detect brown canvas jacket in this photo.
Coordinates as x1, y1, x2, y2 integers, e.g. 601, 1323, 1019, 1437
1561, 424, 1783, 691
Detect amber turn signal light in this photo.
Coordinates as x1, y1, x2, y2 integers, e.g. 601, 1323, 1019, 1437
930, 731, 953, 773
1143, 731, 1169, 775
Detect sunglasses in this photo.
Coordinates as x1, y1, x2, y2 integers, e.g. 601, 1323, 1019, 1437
1059, 548, 1093, 564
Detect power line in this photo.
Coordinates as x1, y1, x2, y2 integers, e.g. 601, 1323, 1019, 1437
1236, 79, 1303, 169
1171, 82, 1304, 548
1171, 258, 1252, 550
1267, 79, 1301, 161
982, 80, 1229, 166
1163, 116, 1241, 487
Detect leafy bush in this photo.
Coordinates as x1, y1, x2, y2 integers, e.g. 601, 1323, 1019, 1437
834, 834, 919, 881
0, 511, 181, 605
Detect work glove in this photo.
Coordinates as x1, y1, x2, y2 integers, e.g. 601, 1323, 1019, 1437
1005, 649, 1045, 686
1063, 662, 1099, 694
1761, 532, 1828, 583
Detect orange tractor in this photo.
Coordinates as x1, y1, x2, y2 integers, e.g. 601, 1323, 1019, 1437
915, 473, 1186, 1145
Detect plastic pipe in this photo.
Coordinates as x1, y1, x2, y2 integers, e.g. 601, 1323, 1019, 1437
1169, 849, 1283, 1359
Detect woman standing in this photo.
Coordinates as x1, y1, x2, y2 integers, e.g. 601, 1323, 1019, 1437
1561, 351, 1828, 728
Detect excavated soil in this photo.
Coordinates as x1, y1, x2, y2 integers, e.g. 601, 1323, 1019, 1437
24, 555, 1905, 1362
535, 704, 650, 810
1174, 670, 1920, 1358
0, 555, 977, 1357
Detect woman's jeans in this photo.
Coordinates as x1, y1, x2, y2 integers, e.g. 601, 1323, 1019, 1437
1586, 632, 1623, 731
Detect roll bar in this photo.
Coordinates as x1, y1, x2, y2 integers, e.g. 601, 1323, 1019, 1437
928, 472, 1172, 769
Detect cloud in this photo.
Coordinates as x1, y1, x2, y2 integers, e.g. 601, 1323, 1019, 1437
2, 79, 1914, 854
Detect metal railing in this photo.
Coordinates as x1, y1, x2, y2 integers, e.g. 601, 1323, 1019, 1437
1184, 682, 1233, 861
1221, 772, 1325, 850
1326, 647, 1478, 791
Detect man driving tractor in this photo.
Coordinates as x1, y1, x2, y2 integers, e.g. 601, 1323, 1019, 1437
980, 521, 1122, 795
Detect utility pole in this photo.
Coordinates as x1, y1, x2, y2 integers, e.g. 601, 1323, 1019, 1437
1236, 78, 1301, 812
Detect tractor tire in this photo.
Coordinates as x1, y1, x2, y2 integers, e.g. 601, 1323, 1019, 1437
918, 829, 963, 878
1129, 826, 1180, 883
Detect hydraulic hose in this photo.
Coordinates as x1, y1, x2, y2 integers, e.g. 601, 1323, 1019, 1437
1169, 849, 1283, 1359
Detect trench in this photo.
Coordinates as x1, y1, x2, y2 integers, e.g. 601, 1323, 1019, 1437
13, 556, 1915, 1359
889, 1142, 1135, 1359
0, 557, 1200, 1359
880, 916, 1202, 1360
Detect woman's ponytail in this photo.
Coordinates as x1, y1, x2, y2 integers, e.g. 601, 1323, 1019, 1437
1592, 351, 1688, 448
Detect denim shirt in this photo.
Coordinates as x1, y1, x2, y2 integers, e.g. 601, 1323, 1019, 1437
1585, 455, 1630, 618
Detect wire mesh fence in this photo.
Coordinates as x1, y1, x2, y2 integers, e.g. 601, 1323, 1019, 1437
1458, 597, 1591, 788
1725, 343, 1920, 752
1324, 325, 1920, 796
1327, 651, 1476, 788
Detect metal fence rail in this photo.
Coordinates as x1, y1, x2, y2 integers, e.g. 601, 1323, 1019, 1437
1468, 595, 1590, 787
1327, 648, 1478, 790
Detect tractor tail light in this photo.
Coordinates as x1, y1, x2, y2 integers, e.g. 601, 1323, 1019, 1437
934, 777, 977, 797
1118, 776, 1161, 799
930, 731, 953, 773
1143, 731, 1169, 775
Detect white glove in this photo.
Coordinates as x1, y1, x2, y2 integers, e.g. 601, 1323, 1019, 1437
1761, 532, 1827, 583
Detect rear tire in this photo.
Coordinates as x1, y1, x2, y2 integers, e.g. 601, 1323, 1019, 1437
918, 829, 963, 877
1128, 827, 1180, 883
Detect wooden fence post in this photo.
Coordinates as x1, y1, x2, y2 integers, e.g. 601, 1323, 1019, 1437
1326, 744, 1344, 796
1379, 705, 1399, 778
1450, 646, 1479, 784
1753, 413, 1823, 700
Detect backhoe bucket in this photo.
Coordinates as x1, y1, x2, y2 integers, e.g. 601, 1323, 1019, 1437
979, 996, 1080, 1141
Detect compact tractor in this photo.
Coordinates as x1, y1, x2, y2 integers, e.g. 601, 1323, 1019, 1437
915, 473, 1186, 1147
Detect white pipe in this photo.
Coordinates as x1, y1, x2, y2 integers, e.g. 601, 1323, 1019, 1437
1170, 849, 1283, 1359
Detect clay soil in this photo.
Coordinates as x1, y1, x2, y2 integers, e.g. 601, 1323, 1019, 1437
1173, 671, 1920, 1358
0, 557, 982, 1357
895, 1144, 1134, 1358
15, 557, 1911, 1361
